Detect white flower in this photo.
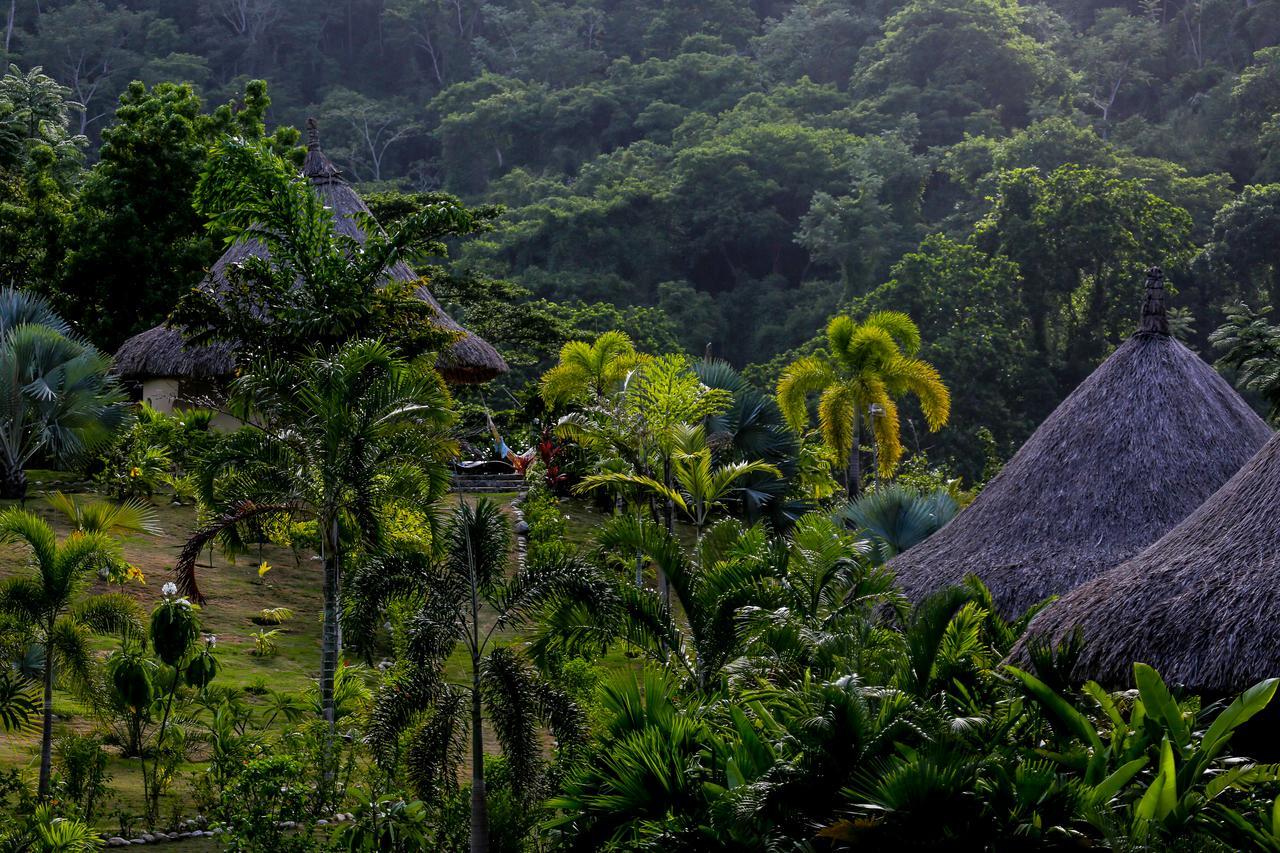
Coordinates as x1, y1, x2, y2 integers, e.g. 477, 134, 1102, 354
161, 582, 178, 597
204, 634, 218, 648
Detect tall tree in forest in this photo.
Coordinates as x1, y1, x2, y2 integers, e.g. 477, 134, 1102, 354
60, 79, 298, 347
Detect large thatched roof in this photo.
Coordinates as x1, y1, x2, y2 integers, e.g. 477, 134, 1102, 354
1012, 426, 1280, 693
114, 120, 507, 385
888, 269, 1272, 617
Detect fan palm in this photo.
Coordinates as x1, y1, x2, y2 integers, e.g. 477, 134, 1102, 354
0, 509, 143, 797
0, 288, 127, 499
776, 312, 950, 496
175, 339, 455, 734
841, 484, 959, 563
695, 358, 806, 527
539, 331, 643, 410
354, 499, 596, 853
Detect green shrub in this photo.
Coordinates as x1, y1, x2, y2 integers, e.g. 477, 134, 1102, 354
52, 734, 111, 823
218, 756, 313, 852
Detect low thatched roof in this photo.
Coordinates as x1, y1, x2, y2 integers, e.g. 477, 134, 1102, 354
1012, 427, 1280, 692
114, 120, 507, 385
888, 269, 1272, 617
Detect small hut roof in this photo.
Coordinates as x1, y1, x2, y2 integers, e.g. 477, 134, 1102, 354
114, 120, 507, 385
1012, 427, 1280, 693
888, 269, 1272, 617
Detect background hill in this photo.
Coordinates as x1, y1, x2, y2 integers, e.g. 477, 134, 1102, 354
4, 0, 1279, 475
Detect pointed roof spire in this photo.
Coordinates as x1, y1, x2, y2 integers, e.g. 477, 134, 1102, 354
1139, 266, 1169, 336
302, 117, 342, 183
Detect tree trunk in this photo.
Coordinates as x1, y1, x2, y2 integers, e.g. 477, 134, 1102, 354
38, 635, 53, 798
320, 515, 342, 735
0, 461, 27, 501
469, 674, 489, 853
660, 458, 673, 606
4, 0, 15, 54
845, 417, 862, 499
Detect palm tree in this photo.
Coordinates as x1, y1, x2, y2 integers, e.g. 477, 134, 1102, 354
0, 288, 127, 499
538, 515, 780, 692
695, 358, 805, 527
539, 331, 643, 410
577, 424, 780, 541
44, 491, 161, 537
840, 484, 959, 563
776, 312, 950, 496
175, 339, 455, 736
353, 499, 595, 853
0, 509, 142, 797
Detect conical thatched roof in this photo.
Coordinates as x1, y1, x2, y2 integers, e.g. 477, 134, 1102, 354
1012, 427, 1280, 692
115, 120, 507, 385
888, 269, 1272, 617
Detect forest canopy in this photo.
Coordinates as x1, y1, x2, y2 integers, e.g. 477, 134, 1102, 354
3, 0, 1280, 476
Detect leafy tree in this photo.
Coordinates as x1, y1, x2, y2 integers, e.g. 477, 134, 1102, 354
314, 87, 423, 183
852, 0, 1055, 146
776, 312, 950, 496
356, 499, 593, 853
173, 137, 467, 363
1211, 302, 1280, 422
0, 288, 126, 499
61, 78, 298, 347
1072, 9, 1160, 133
1203, 183, 1280, 310
976, 165, 1195, 380
176, 340, 455, 741
0, 509, 142, 797
0, 64, 85, 175
854, 235, 1043, 476
16, 0, 149, 136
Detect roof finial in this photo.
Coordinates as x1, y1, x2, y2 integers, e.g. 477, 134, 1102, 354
1139, 266, 1169, 336
306, 117, 319, 150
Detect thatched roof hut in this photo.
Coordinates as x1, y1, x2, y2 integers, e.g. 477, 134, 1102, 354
115, 120, 507, 387
1012, 426, 1280, 692
888, 269, 1272, 617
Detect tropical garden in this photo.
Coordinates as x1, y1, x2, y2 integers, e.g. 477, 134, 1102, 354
3, 0, 1280, 849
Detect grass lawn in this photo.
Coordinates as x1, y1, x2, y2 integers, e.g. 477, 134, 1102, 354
0, 484, 633, 832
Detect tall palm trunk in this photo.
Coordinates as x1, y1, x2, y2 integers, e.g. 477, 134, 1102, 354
38, 626, 53, 797
466, 520, 489, 853
845, 417, 862, 498
470, 671, 489, 853
320, 515, 342, 733
660, 458, 673, 606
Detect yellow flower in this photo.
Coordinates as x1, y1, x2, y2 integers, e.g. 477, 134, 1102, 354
129, 467, 142, 478
125, 564, 146, 585
257, 561, 272, 578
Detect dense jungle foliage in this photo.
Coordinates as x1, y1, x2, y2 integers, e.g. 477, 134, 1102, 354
3, 0, 1280, 475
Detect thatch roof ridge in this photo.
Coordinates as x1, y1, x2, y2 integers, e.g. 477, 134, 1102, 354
1012, 428, 1280, 692
888, 324, 1272, 617
115, 120, 507, 384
